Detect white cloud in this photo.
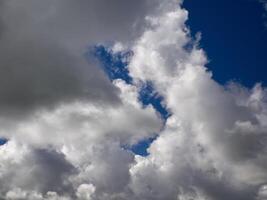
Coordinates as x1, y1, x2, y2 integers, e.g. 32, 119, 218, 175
76, 184, 96, 200
127, 1, 267, 199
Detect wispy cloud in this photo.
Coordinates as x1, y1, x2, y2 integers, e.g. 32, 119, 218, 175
259, 0, 267, 27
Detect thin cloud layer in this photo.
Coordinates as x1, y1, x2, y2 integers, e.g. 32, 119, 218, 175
1, 0, 267, 200
260, 0, 267, 11
259, 0, 267, 27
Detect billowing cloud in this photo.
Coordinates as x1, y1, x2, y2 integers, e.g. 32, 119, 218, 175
1, 0, 267, 200
128, 2, 267, 199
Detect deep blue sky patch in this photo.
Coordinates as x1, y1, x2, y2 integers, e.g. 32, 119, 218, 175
123, 137, 157, 157
138, 82, 171, 121
92, 45, 133, 84
183, 0, 267, 87
0, 138, 7, 146
92, 46, 170, 156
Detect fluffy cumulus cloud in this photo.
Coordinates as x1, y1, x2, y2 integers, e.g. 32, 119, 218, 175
0, 0, 267, 199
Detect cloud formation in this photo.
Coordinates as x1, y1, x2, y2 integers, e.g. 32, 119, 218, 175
1, 0, 267, 199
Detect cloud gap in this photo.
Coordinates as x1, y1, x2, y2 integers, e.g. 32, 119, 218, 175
91, 45, 170, 156
0, 138, 7, 146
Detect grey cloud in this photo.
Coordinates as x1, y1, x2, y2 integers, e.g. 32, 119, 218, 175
30, 149, 76, 194
0, 38, 120, 116
0, 0, 162, 116
0, 0, 160, 44
0, 143, 75, 196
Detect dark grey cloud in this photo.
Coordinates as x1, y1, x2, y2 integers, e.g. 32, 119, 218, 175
0, 0, 161, 116
31, 149, 76, 194
0, 143, 76, 196
0, 38, 120, 115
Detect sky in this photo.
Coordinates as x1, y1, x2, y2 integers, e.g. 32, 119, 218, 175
184, 0, 267, 87
1, 0, 267, 200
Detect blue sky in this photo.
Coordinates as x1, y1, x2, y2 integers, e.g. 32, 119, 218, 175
184, 0, 267, 87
